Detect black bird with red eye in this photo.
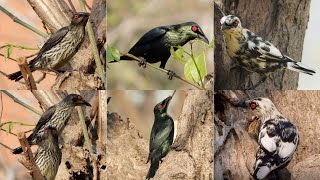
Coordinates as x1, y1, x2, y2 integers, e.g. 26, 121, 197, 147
109, 21, 209, 80
146, 96, 174, 179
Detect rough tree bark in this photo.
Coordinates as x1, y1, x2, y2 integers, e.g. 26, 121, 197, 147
26, 0, 106, 90
30, 90, 106, 180
107, 90, 214, 179
214, 0, 311, 90
214, 90, 320, 180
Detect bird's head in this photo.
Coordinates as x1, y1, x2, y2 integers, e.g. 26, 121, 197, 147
154, 96, 172, 115
63, 94, 91, 107
220, 15, 242, 31
178, 22, 209, 44
242, 97, 282, 121
70, 12, 90, 26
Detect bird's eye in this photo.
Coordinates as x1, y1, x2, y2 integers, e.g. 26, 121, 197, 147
233, 20, 238, 27
74, 14, 79, 19
250, 102, 257, 110
157, 104, 163, 109
191, 26, 198, 32
77, 95, 82, 100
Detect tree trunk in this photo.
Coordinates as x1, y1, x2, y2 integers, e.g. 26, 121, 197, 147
214, 90, 320, 180
214, 0, 311, 90
107, 90, 214, 179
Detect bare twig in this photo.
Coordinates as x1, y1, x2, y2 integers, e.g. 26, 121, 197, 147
16, 57, 37, 90
0, 53, 17, 61
84, 0, 92, 11
0, 141, 12, 151
79, 0, 106, 89
1, 90, 42, 115
121, 52, 204, 90
25, 52, 38, 59
0, 5, 48, 37
1, 128, 17, 136
17, 132, 45, 180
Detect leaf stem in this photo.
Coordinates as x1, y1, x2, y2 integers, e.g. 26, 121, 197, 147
189, 43, 205, 88
0, 5, 48, 38
0, 90, 42, 115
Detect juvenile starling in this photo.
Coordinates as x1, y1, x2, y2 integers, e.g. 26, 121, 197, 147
110, 22, 209, 79
34, 126, 61, 180
8, 12, 90, 81
220, 15, 315, 89
146, 96, 174, 179
12, 94, 91, 154
244, 97, 299, 179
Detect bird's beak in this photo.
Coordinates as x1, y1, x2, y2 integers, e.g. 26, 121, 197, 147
79, 12, 90, 17
198, 34, 209, 44
77, 99, 91, 107
234, 100, 249, 108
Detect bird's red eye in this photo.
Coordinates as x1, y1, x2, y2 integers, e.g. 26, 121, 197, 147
157, 104, 163, 109
74, 14, 79, 19
191, 26, 198, 32
233, 21, 238, 27
77, 95, 82, 100
250, 102, 257, 110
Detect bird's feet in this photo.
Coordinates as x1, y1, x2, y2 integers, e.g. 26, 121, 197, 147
138, 57, 147, 68
167, 70, 176, 80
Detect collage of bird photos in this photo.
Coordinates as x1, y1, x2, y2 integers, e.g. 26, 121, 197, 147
0, 0, 319, 180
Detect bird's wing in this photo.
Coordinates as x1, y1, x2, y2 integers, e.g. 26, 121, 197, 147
37, 26, 69, 56
259, 119, 298, 159
149, 118, 174, 154
32, 105, 57, 136
244, 29, 286, 62
130, 27, 169, 48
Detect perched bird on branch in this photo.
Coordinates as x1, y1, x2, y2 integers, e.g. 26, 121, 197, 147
243, 97, 299, 179
220, 15, 315, 89
34, 126, 61, 180
12, 94, 91, 154
110, 22, 209, 79
146, 96, 174, 179
8, 12, 90, 81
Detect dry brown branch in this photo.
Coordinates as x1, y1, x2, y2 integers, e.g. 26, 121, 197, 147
16, 132, 44, 180
16, 57, 37, 90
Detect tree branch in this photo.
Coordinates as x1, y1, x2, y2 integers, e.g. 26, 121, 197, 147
0, 5, 48, 37
17, 132, 45, 180
120, 52, 204, 90
16, 57, 37, 90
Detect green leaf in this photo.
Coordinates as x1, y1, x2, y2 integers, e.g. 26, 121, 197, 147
184, 52, 207, 83
107, 45, 120, 62
170, 46, 186, 62
8, 123, 13, 133
208, 39, 215, 49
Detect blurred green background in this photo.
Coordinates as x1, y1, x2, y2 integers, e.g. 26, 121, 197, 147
107, 0, 213, 90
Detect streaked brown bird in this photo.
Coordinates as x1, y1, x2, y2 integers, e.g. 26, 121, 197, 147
8, 12, 90, 81
34, 126, 61, 180
12, 94, 91, 154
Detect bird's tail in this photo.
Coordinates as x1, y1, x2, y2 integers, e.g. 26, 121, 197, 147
286, 61, 316, 75
8, 67, 35, 81
146, 158, 160, 180
253, 166, 271, 180
12, 146, 23, 154
109, 55, 133, 63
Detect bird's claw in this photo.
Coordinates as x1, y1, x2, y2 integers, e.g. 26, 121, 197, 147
167, 70, 175, 80
138, 57, 147, 68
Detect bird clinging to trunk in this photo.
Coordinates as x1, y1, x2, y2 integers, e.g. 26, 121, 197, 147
146, 96, 174, 179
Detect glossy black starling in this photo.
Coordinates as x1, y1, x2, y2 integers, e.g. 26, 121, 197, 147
12, 94, 91, 154
34, 126, 61, 180
146, 96, 174, 179
110, 22, 209, 79
8, 12, 90, 81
